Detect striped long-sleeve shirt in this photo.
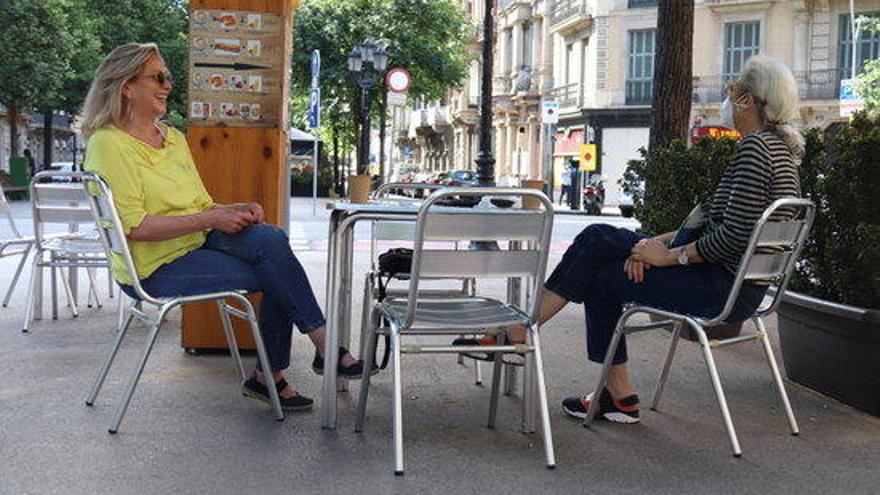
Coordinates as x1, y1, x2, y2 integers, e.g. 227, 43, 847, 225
695, 130, 801, 278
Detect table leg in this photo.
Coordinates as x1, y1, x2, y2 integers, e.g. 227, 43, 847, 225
337, 226, 355, 394
321, 213, 341, 429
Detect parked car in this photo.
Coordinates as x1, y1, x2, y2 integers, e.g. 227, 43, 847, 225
425, 171, 450, 185
444, 170, 479, 187
47, 161, 75, 182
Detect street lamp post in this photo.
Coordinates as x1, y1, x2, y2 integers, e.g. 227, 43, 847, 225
348, 36, 389, 176
475, 0, 496, 186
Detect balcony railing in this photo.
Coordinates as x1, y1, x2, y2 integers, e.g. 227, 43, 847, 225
493, 75, 511, 96
550, 0, 590, 29
693, 69, 848, 104
551, 83, 581, 108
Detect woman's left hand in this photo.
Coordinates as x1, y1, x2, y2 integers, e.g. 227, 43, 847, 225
631, 238, 676, 267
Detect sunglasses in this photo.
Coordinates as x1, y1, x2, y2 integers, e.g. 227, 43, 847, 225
141, 71, 173, 86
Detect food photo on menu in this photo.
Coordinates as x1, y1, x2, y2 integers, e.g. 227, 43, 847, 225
210, 74, 225, 90
246, 14, 261, 30
214, 38, 241, 56
216, 12, 238, 30
245, 40, 261, 57
220, 102, 239, 119
247, 75, 262, 92
230, 74, 246, 91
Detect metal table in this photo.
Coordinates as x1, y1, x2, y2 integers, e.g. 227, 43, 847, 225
321, 199, 540, 431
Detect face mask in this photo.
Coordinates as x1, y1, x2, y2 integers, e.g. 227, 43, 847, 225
720, 96, 749, 130
720, 98, 736, 129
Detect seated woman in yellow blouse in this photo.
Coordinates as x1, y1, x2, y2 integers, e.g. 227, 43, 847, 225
81, 43, 363, 412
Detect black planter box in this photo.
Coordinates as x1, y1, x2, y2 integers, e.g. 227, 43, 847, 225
291, 182, 329, 197
777, 291, 880, 416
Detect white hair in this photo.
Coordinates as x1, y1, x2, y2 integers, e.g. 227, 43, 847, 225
733, 55, 805, 158
80, 43, 162, 138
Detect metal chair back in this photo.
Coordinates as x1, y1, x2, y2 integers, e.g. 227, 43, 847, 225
706, 198, 815, 326
29, 172, 98, 245
403, 187, 554, 328
80, 174, 162, 305
372, 182, 445, 200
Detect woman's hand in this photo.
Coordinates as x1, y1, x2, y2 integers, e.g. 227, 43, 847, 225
631, 237, 676, 267
624, 256, 651, 283
207, 207, 254, 234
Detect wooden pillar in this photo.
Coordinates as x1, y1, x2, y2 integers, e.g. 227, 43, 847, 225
182, 0, 297, 350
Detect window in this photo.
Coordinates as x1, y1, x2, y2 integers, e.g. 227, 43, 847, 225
626, 29, 656, 105
565, 43, 574, 85
505, 30, 514, 72
522, 22, 533, 68
839, 14, 880, 78
628, 0, 658, 8
724, 21, 760, 82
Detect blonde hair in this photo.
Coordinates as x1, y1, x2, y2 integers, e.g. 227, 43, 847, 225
80, 43, 162, 138
732, 55, 805, 158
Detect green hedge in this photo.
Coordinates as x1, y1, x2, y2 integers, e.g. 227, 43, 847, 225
622, 117, 879, 310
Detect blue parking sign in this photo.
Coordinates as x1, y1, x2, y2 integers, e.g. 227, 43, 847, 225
308, 87, 320, 128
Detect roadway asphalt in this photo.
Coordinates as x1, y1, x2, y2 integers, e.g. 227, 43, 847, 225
0, 197, 878, 495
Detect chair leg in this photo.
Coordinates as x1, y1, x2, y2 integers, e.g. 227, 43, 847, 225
51, 265, 59, 320
86, 310, 136, 406
390, 327, 405, 476
2, 244, 32, 307
108, 311, 166, 434
487, 337, 504, 429
691, 321, 742, 457
239, 297, 283, 421
59, 267, 78, 318
216, 300, 246, 382
474, 359, 482, 386
355, 307, 381, 432
358, 273, 374, 361
753, 317, 799, 436
86, 267, 101, 309
584, 315, 629, 428
21, 255, 40, 333
107, 267, 114, 298
530, 325, 556, 469
115, 291, 129, 332
651, 322, 683, 411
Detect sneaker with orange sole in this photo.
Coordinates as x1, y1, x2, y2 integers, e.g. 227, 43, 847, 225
562, 387, 640, 424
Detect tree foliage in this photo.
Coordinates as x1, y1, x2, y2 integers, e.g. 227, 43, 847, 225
855, 16, 880, 111
290, 0, 473, 139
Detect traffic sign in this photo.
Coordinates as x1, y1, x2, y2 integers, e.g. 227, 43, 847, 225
578, 144, 597, 172
386, 68, 411, 93
541, 101, 559, 124
308, 87, 320, 128
387, 91, 407, 107
839, 78, 864, 118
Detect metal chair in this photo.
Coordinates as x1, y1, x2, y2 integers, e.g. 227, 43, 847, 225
22, 172, 111, 332
0, 180, 35, 307
584, 198, 816, 457
361, 182, 480, 380
354, 187, 556, 475
80, 174, 283, 433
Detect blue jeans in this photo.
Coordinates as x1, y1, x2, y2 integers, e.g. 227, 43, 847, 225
121, 224, 326, 372
545, 224, 764, 365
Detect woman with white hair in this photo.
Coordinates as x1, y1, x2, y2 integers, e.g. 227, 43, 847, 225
458, 55, 803, 424
81, 43, 365, 413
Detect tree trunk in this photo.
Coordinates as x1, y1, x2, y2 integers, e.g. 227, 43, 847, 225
649, 0, 694, 151
9, 105, 19, 158
43, 110, 53, 170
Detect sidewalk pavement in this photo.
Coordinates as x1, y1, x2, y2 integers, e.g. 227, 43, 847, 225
1, 201, 879, 495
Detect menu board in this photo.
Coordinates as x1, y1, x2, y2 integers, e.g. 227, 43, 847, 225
187, 9, 285, 128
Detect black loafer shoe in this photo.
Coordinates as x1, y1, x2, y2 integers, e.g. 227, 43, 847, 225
312, 347, 371, 379
241, 376, 313, 412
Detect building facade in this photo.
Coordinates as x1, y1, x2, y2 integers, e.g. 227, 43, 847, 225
548, 0, 880, 210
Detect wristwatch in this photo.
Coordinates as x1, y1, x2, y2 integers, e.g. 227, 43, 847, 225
676, 247, 690, 266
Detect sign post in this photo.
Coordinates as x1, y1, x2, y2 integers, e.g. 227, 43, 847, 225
309, 49, 321, 215
540, 100, 559, 200
839, 78, 864, 118
385, 68, 410, 182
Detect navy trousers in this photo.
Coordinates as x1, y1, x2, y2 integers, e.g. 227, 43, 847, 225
122, 224, 326, 372
545, 224, 764, 365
